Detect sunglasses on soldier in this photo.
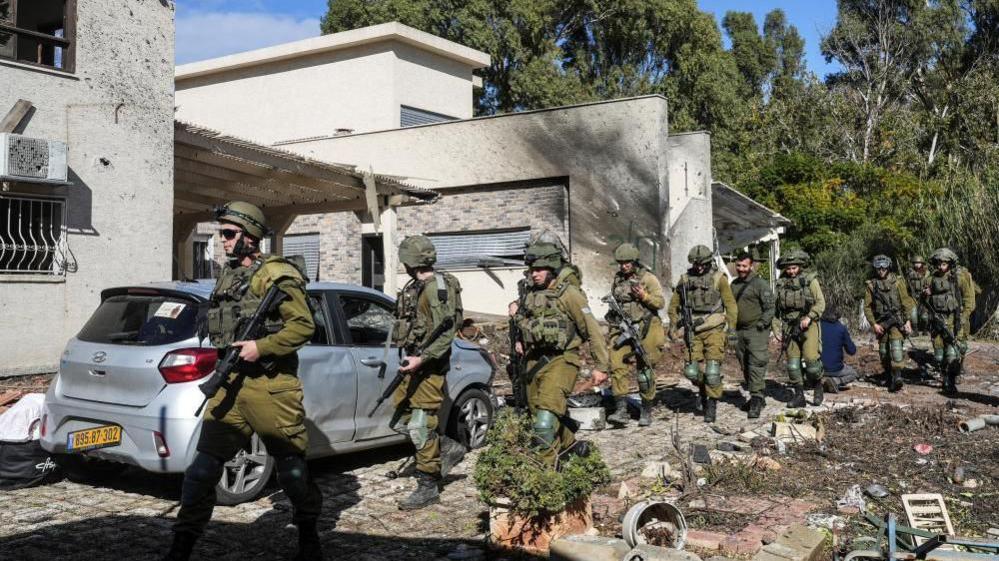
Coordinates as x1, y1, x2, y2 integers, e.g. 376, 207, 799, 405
218, 228, 241, 240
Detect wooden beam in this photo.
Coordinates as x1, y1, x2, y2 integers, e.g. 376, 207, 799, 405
174, 143, 362, 201
0, 100, 33, 133
176, 170, 295, 207
174, 151, 334, 203
174, 129, 368, 193
175, 181, 282, 211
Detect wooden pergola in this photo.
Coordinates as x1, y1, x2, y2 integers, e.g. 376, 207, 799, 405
173, 121, 438, 292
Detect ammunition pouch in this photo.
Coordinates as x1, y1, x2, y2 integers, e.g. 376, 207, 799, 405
694, 312, 726, 333
704, 360, 722, 387
522, 313, 573, 351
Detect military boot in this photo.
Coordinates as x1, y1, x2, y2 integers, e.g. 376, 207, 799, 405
398, 471, 440, 511
606, 396, 631, 426
704, 398, 717, 423
698, 391, 708, 414
747, 396, 765, 420
888, 369, 903, 392
293, 520, 323, 561
439, 436, 466, 478
638, 401, 653, 427
161, 532, 196, 561
811, 379, 824, 406
788, 384, 806, 408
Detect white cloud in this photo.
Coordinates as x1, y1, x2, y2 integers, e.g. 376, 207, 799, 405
176, 11, 320, 64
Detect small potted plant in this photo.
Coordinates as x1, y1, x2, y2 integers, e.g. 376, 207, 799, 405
474, 409, 611, 554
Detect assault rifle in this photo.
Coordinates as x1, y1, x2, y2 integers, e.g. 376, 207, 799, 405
507, 315, 529, 411
777, 320, 805, 363
196, 283, 287, 416
677, 283, 696, 363
872, 288, 920, 350
601, 293, 651, 370
368, 317, 456, 417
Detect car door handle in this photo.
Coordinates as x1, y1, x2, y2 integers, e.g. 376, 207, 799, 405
360, 357, 385, 368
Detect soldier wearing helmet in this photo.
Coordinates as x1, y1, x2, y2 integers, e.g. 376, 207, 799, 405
923, 248, 977, 393
391, 235, 466, 509
863, 255, 915, 392
730, 248, 775, 419
773, 249, 826, 407
906, 255, 932, 332
165, 202, 322, 561
667, 245, 738, 423
605, 243, 666, 427
514, 240, 609, 465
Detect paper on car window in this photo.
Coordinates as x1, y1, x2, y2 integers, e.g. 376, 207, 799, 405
154, 302, 186, 319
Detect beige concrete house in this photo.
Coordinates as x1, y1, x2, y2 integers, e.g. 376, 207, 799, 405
174, 22, 777, 318
0, 0, 176, 376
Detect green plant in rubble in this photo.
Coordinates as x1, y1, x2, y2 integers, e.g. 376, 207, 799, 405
473, 409, 611, 518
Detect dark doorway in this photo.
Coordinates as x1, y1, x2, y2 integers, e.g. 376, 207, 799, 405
361, 234, 384, 292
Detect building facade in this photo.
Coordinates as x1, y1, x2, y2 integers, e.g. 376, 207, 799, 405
0, 0, 176, 375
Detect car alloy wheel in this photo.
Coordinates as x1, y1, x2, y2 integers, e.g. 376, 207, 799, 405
215, 434, 274, 505
454, 389, 493, 449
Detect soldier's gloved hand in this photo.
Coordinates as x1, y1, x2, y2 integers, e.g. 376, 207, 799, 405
233, 340, 260, 362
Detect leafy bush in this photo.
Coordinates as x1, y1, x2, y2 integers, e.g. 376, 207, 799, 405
473, 409, 611, 518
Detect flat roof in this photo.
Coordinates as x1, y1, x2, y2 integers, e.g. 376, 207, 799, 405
175, 21, 491, 81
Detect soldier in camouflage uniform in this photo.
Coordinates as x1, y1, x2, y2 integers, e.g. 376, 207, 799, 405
392, 235, 466, 510
514, 241, 609, 465
605, 243, 665, 427
773, 249, 826, 408
923, 248, 977, 394
668, 245, 738, 423
730, 250, 775, 419
906, 256, 932, 333
165, 202, 322, 561
862, 255, 914, 392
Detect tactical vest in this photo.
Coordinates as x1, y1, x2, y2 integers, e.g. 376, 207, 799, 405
868, 275, 902, 319
394, 272, 461, 352
928, 268, 963, 314
775, 271, 817, 318
679, 270, 723, 315
207, 255, 305, 348
612, 270, 654, 323
518, 280, 576, 353
906, 270, 930, 299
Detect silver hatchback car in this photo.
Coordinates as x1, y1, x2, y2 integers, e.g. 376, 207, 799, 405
41, 281, 497, 503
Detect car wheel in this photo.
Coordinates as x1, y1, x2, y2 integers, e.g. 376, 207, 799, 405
215, 434, 274, 506
55, 453, 128, 483
448, 388, 493, 449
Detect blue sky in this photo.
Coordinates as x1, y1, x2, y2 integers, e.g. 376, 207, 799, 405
176, 0, 840, 77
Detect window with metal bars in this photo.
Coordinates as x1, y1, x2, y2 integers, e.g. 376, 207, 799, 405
0, 195, 66, 275
0, 0, 75, 72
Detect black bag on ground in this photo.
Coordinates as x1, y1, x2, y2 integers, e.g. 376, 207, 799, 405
0, 439, 60, 489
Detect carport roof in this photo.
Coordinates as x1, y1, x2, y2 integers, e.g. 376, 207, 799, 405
173, 120, 438, 218
712, 181, 790, 253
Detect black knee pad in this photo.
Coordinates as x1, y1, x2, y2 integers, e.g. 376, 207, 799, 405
181, 452, 224, 506
275, 454, 311, 502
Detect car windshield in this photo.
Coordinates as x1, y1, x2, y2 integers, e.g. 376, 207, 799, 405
77, 294, 203, 346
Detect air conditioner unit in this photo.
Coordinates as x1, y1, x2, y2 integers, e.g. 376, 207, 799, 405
0, 133, 69, 184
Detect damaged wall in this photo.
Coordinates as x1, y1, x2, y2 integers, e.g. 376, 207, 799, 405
0, 0, 176, 375
285, 96, 711, 315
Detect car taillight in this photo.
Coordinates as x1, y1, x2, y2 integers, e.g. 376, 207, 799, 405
159, 348, 217, 383
153, 431, 170, 458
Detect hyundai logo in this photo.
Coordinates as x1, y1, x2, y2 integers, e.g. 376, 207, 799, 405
92, 351, 108, 364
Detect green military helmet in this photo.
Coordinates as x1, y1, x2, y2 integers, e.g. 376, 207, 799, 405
614, 243, 640, 262
930, 247, 958, 265
871, 254, 892, 270
777, 248, 810, 268
687, 244, 713, 265
525, 241, 563, 269
215, 201, 269, 239
399, 235, 437, 268
910, 255, 925, 265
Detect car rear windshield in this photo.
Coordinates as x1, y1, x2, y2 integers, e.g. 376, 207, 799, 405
77, 294, 203, 346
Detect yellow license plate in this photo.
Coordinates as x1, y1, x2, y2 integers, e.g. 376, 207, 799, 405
67, 425, 122, 452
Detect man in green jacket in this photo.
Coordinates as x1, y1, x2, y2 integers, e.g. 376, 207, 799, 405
923, 248, 977, 394
862, 255, 914, 392
165, 202, 322, 561
730, 250, 775, 419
